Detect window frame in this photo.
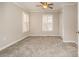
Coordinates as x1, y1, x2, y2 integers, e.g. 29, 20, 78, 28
42, 14, 53, 32
22, 11, 29, 33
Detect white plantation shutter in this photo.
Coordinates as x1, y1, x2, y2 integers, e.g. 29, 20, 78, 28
42, 14, 53, 31
22, 12, 29, 33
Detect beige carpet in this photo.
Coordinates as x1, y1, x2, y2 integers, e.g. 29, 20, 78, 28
0, 36, 78, 57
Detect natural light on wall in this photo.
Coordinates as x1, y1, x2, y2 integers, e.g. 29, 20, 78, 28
22, 12, 29, 33
42, 14, 53, 31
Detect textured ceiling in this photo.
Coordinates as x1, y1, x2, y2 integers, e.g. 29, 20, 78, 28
14, 2, 77, 12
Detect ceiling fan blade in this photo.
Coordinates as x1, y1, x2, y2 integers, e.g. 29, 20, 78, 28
48, 3, 53, 5
40, 2, 44, 5
49, 7, 53, 9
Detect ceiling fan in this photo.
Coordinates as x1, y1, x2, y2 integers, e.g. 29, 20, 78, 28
37, 2, 54, 9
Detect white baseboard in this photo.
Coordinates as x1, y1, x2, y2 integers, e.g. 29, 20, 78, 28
0, 35, 29, 51
30, 34, 61, 36
63, 40, 76, 43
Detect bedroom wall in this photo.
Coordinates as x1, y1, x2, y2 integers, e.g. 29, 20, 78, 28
0, 3, 30, 50
77, 3, 79, 57
59, 11, 63, 37
29, 12, 60, 36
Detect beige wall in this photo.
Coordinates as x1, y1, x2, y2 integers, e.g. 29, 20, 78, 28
0, 3, 30, 50
29, 12, 60, 36
78, 3, 79, 56
62, 4, 77, 43
59, 11, 63, 37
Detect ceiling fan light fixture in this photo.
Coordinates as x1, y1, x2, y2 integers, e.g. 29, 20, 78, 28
43, 5, 48, 8
37, 2, 54, 9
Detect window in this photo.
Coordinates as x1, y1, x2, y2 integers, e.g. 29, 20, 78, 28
22, 12, 29, 33
42, 14, 53, 31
